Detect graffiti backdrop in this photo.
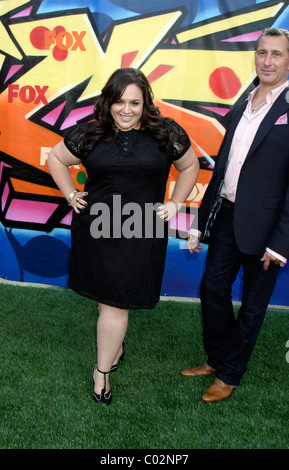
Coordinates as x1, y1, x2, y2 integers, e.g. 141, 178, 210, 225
1, 0, 289, 306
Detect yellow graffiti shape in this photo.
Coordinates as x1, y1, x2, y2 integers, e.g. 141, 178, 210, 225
81, 9, 184, 101
177, 2, 284, 43
0, 0, 29, 17
142, 49, 255, 104
7, 9, 184, 105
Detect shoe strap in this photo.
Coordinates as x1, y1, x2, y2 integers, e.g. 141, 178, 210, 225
96, 367, 111, 389
96, 367, 110, 375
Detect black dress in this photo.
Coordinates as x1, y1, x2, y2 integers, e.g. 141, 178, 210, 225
64, 118, 191, 309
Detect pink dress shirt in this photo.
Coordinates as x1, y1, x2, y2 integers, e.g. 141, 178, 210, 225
190, 81, 288, 263
221, 81, 289, 202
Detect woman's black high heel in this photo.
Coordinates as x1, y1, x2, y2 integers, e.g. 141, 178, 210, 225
110, 341, 126, 373
92, 365, 112, 405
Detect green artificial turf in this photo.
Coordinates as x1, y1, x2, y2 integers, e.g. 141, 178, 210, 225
0, 283, 288, 449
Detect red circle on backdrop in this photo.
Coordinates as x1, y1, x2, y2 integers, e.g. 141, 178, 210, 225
30, 26, 49, 50
53, 46, 69, 61
52, 26, 68, 61
209, 67, 241, 99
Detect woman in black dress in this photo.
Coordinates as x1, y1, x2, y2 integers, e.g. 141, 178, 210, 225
48, 68, 199, 405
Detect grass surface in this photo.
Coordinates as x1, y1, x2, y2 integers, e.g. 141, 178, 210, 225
0, 283, 288, 449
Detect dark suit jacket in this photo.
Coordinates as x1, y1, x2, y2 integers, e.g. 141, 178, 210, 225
198, 86, 289, 258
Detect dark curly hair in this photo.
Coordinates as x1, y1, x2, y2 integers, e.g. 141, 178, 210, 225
83, 68, 170, 152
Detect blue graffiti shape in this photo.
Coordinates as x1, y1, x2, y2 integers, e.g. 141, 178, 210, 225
109, 0, 198, 25
5, 229, 70, 281
217, 0, 256, 15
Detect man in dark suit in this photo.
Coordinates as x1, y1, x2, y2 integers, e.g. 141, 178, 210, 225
182, 28, 289, 402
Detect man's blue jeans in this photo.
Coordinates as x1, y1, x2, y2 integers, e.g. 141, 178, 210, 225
200, 199, 280, 387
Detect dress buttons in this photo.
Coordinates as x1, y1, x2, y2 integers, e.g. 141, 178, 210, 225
117, 129, 137, 155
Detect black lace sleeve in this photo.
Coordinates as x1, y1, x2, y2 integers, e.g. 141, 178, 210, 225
63, 122, 93, 160
163, 118, 191, 160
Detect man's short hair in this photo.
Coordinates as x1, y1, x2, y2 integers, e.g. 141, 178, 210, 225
256, 27, 289, 50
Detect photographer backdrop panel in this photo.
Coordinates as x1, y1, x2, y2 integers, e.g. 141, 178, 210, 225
1, 0, 289, 307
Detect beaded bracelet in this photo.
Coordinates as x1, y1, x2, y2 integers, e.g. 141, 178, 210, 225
67, 189, 77, 206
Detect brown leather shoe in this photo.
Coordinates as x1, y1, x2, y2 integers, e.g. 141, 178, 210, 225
201, 378, 234, 402
181, 363, 215, 376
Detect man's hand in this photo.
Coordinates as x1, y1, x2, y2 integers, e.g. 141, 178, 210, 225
261, 251, 286, 271
187, 234, 203, 254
